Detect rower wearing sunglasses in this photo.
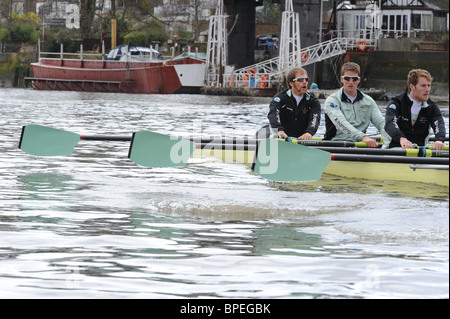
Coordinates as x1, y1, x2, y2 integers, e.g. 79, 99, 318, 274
266, 67, 321, 140
324, 62, 389, 148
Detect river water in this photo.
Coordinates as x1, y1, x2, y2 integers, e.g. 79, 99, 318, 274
0, 88, 448, 299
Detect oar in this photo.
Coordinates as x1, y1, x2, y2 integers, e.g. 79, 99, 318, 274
18, 125, 256, 157
288, 137, 449, 151
330, 153, 448, 165
314, 147, 449, 158
251, 139, 331, 182
20, 125, 448, 156
289, 138, 380, 148
18, 125, 259, 157
19, 125, 447, 182
250, 140, 447, 182
19, 125, 131, 156
304, 135, 449, 142
127, 130, 196, 167
188, 136, 259, 145
127, 132, 332, 182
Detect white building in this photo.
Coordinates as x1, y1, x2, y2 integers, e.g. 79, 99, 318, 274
336, 0, 449, 40
154, 0, 217, 38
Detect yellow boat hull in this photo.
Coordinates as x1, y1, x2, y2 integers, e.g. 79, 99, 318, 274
193, 148, 449, 187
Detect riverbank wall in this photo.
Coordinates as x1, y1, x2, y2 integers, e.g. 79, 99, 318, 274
0, 53, 17, 87
350, 50, 449, 97
0, 50, 34, 88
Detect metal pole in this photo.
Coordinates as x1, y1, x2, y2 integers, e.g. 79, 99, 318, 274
319, 0, 324, 43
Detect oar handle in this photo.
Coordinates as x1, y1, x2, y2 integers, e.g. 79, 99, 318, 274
195, 143, 256, 151
80, 135, 258, 144
284, 137, 449, 151
283, 137, 379, 148
185, 136, 259, 144
316, 146, 449, 158
69, 134, 450, 151
81, 135, 131, 141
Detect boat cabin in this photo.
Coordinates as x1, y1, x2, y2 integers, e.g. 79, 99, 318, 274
106, 45, 165, 62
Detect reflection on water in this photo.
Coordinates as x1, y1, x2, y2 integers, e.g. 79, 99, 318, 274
274, 174, 450, 201
18, 173, 75, 200
0, 88, 448, 299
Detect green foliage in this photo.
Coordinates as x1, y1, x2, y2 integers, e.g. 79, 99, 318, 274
256, 0, 279, 24
124, 30, 151, 45
123, 18, 168, 45
7, 12, 40, 44
41, 29, 80, 53
174, 25, 192, 40
10, 24, 39, 43
0, 28, 10, 42
13, 12, 40, 25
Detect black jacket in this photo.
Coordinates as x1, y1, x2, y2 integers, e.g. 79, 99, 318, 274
268, 89, 321, 137
385, 92, 446, 147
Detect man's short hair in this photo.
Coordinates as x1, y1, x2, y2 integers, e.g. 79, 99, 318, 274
408, 69, 433, 87
287, 67, 308, 83
341, 62, 360, 76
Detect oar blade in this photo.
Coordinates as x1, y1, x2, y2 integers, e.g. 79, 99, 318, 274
19, 125, 80, 156
253, 139, 331, 182
128, 131, 195, 168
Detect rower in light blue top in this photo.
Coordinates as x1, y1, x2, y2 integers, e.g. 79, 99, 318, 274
324, 62, 390, 148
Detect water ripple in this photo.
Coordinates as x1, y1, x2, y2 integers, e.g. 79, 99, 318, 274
0, 88, 448, 299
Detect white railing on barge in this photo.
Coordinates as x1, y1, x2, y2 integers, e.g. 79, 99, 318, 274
36, 40, 201, 63
36, 39, 107, 61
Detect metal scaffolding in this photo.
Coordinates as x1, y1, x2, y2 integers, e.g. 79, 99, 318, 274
205, 0, 377, 91
205, 0, 229, 87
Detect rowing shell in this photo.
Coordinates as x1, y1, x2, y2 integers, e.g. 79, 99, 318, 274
18, 125, 449, 186
194, 148, 449, 187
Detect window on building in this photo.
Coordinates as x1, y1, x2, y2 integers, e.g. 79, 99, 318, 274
383, 15, 404, 31
403, 15, 408, 31
396, 15, 402, 30
382, 14, 410, 37
411, 13, 421, 29
354, 15, 366, 29
389, 15, 395, 30
411, 13, 432, 31
422, 14, 432, 30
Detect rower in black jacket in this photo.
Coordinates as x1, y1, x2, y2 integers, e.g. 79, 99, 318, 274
266, 67, 321, 139
385, 69, 446, 150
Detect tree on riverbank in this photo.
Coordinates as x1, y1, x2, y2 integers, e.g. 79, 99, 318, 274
0, 12, 39, 45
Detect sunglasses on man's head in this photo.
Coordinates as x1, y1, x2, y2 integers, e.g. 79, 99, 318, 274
342, 76, 360, 82
292, 77, 309, 82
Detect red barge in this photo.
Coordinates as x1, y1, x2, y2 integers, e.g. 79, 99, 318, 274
27, 45, 207, 94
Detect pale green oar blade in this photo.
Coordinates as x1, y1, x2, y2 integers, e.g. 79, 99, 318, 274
128, 131, 195, 168
19, 125, 80, 156
253, 139, 331, 182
